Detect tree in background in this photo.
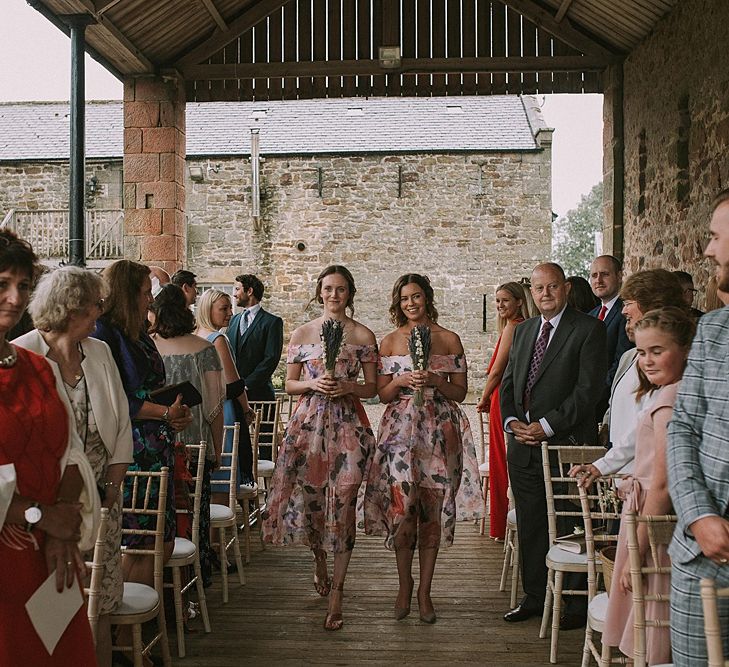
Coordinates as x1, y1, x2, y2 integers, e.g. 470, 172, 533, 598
552, 182, 604, 277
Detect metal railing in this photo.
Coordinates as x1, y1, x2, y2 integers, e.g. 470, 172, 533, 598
0, 208, 124, 260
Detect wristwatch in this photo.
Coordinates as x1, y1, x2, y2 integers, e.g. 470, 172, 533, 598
24, 502, 42, 531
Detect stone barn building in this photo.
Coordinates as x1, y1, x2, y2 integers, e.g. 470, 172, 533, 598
0, 95, 553, 385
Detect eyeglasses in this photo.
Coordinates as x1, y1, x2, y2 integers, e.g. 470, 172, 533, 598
685, 288, 698, 295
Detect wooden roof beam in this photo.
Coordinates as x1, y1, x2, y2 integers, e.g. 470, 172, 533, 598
554, 0, 575, 23
501, 0, 622, 57
175, 0, 291, 67
200, 0, 228, 31
182, 55, 610, 79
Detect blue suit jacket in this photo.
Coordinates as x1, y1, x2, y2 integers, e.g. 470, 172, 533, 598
589, 298, 634, 391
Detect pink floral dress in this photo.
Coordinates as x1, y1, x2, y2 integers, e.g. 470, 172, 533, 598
262, 343, 378, 553
364, 354, 483, 550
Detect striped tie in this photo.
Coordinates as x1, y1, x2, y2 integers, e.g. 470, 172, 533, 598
523, 320, 553, 410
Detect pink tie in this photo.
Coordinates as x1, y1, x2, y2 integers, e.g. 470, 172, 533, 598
598, 305, 608, 321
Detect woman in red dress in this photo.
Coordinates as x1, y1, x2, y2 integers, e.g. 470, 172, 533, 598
477, 282, 530, 540
0, 230, 97, 666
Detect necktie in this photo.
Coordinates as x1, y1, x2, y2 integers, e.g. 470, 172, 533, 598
240, 310, 250, 335
523, 320, 553, 410
598, 305, 608, 321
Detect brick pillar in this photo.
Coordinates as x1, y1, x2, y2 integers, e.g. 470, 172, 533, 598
123, 76, 186, 274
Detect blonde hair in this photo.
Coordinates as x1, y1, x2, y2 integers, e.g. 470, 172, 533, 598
495, 282, 530, 332
195, 288, 231, 332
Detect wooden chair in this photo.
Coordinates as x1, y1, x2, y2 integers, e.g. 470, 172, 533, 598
499, 505, 520, 608
625, 511, 676, 667
85, 507, 110, 645
477, 411, 490, 536
236, 410, 263, 562
210, 422, 246, 603
577, 478, 624, 667
110, 467, 172, 667
540, 443, 607, 664
248, 398, 283, 492
164, 441, 211, 657
700, 577, 729, 667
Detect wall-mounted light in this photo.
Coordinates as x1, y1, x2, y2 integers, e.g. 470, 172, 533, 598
189, 165, 204, 182
379, 46, 401, 69
207, 161, 220, 177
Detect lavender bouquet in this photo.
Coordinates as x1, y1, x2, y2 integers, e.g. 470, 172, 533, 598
321, 318, 346, 378
408, 324, 432, 406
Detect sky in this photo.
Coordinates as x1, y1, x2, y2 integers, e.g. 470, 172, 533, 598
0, 0, 603, 217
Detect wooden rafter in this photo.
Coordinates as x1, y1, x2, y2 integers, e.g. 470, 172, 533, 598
94, 0, 124, 14
182, 54, 610, 79
175, 0, 291, 67
501, 0, 619, 57
554, 0, 575, 23
200, 0, 228, 31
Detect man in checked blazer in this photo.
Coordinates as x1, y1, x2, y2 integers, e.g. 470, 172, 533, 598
668, 190, 729, 665
500, 262, 607, 624
227, 274, 284, 482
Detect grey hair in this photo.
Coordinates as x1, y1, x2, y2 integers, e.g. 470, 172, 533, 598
195, 288, 231, 332
28, 266, 107, 332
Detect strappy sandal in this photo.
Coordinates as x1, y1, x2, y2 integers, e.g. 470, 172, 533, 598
313, 550, 331, 597
324, 582, 344, 631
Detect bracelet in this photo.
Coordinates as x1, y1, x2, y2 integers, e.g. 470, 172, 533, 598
161, 406, 170, 421
103, 481, 119, 490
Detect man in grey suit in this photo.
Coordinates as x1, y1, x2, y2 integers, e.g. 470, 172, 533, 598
501, 262, 607, 624
668, 189, 729, 665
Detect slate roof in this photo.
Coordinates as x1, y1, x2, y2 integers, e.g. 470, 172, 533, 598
0, 96, 546, 161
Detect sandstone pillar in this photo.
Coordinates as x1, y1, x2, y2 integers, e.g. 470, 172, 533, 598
122, 76, 186, 274
602, 63, 624, 261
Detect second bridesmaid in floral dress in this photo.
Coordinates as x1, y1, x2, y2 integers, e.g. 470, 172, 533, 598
262, 265, 378, 631
365, 274, 483, 624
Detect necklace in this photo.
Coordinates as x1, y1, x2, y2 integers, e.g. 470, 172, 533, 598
0, 344, 17, 368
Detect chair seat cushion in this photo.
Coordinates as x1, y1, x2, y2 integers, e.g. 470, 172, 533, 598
238, 482, 258, 497
210, 503, 235, 521
546, 544, 588, 568
587, 592, 609, 632
115, 582, 159, 616
479, 461, 489, 475
258, 459, 275, 475
507, 509, 517, 526
168, 537, 196, 562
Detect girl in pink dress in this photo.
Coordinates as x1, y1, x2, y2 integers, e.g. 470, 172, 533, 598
603, 306, 695, 664
365, 274, 483, 624
476, 282, 529, 540
262, 265, 378, 631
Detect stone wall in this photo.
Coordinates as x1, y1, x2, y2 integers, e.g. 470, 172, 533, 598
619, 0, 729, 298
186, 147, 552, 386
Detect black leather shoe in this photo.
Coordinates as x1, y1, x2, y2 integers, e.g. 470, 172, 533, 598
503, 603, 543, 622
559, 613, 586, 630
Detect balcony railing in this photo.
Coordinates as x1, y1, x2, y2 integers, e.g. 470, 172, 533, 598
0, 208, 124, 261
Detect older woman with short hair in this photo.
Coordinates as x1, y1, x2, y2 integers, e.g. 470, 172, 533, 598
14, 265, 133, 667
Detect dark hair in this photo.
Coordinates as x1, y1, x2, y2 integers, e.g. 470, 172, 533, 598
593, 255, 622, 273
634, 306, 696, 400
711, 188, 729, 213
309, 265, 356, 315
0, 229, 39, 280
389, 274, 439, 327
567, 276, 600, 313
102, 260, 150, 340
671, 270, 693, 288
621, 269, 687, 314
171, 269, 197, 288
235, 274, 264, 301
149, 284, 195, 338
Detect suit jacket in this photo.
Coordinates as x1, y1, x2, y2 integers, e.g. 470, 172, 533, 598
589, 298, 634, 391
227, 307, 284, 394
667, 307, 729, 567
500, 306, 608, 467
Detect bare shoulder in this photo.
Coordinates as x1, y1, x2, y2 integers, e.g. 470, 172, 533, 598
379, 330, 401, 356
347, 320, 377, 346
289, 319, 321, 346
431, 326, 464, 355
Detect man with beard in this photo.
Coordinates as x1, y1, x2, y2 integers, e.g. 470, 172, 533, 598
227, 274, 284, 482
668, 189, 729, 665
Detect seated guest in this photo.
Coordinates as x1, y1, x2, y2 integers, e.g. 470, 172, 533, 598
567, 275, 599, 312
704, 274, 729, 312
171, 269, 198, 308
672, 270, 704, 319
602, 307, 695, 665
14, 266, 133, 667
150, 284, 225, 586
0, 230, 97, 665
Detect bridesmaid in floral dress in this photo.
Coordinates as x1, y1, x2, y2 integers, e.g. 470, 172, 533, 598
364, 274, 483, 624
262, 265, 378, 631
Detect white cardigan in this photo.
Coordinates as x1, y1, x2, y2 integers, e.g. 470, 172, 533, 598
14, 330, 134, 467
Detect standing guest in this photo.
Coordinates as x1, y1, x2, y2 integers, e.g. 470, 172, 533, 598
477, 282, 529, 540
365, 274, 482, 624
171, 269, 198, 308
668, 189, 729, 665
14, 266, 133, 667
589, 255, 633, 418
92, 260, 192, 592
570, 269, 687, 485
500, 262, 607, 626
149, 284, 225, 586
0, 230, 97, 665
704, 274, 729, 312
262, 265, 377, 631
194, 288, 255, 497
672, 270, 704, 319
566, 276, 599, 313
226, 274, 284, 483
149, 265, 171, 297
602, 307, 695, 665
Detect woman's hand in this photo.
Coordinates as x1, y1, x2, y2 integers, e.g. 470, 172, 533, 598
310, 376, 337, 395
411, 370, 444, 390
568, 464, 602, 488
44, 536, 85, 592
101, 484, 120, 510
618, 561, 633, 594
39, 501, 83, 542
328, 380, 354, 398
167, 396, 193, 432
244, 408, 256, 426
476, 395, 491, 413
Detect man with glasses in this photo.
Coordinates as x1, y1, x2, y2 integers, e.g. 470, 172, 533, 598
672, 270, 703, 319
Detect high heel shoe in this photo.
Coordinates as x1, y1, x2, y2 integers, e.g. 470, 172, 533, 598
418, 591, 437, 624
394, 577, 414, 620
313, 550, 331, 597
324, 583, 344, 631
